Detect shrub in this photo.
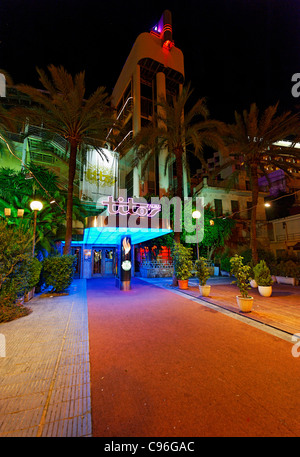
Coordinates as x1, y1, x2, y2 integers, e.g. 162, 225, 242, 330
171, 242, 193, 281
42, 255, 77, 292
195, 257, 210, 285
274, 260, 300, 278
0, 221, 32, 322
253, 260, 273, 286
26, 258, 42, 292
220, 256, 231, 273
230, 255, 252, 298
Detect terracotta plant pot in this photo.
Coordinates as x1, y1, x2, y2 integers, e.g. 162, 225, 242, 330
236, 295, 253, 313
199, 285, 211, 297
258, 285, 272, 297
178, 279, 189, 290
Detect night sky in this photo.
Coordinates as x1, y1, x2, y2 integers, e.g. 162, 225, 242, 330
1, 0, 300, 122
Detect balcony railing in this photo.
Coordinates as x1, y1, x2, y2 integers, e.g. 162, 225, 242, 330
276, 232, 300, 242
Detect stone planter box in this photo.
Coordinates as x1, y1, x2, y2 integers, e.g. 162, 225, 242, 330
140, 261, 173, 278
25, 287, 35, 302
221, 270, 230, 277
275, 276, 298, 286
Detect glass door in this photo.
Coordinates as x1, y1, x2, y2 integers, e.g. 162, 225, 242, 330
93, 248, 102, 276
104, 248, 115, 276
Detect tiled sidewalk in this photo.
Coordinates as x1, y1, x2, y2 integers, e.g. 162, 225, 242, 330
141, 276, 300, 336
0, 280, 91, 437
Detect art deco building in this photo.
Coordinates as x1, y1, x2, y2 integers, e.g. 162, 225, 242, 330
111, 9, 187, 199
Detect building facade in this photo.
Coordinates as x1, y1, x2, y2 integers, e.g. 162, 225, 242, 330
111, 10, 187, 199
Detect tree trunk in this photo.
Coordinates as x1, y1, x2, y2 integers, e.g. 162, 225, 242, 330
250, 164, 259, 265
174, 150, 184, 244
171, 151, 184, 285
63, 141, 78, 255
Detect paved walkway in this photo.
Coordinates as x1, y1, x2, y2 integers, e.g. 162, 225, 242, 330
0, 276, 299, 437
0, 280, 91, 437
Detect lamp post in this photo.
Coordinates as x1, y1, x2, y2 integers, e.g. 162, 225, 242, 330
192, 210, 201, 260
30, 200, 43, 257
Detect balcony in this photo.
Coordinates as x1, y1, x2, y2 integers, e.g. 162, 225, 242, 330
275, 232, 300, 242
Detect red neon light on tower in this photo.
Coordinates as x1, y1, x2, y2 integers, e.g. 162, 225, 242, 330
150, 10, 174, 51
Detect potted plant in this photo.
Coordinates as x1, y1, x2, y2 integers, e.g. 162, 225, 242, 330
195, 257, 211, 296
230, 255, 253, 312
171, 242, 193, 290
253, 260, 273, 297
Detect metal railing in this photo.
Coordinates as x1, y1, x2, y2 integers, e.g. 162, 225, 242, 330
276, 232, 300, 242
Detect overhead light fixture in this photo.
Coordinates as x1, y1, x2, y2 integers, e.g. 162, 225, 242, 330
264, 202, 271, 207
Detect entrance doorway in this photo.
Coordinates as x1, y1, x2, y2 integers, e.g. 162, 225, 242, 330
71, 247, 81, 278
92, 247, 116, 277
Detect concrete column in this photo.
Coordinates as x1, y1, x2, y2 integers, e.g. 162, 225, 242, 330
156, 71, 169, 197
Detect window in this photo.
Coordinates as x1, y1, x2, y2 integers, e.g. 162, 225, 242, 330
231, 200, 239, 214
247, 201, 252, 219
214, 199, 223, 217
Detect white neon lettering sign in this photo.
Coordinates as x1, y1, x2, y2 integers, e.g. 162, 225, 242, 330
102, 196, 161, 217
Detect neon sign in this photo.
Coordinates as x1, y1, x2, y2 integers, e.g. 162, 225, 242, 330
102, 196, 161, 218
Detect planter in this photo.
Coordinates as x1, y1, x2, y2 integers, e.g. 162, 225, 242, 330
221, 270, 230, 277
199, 285, 211, 297
250, 279, 257, 288
25, 287, 35, 302
275, 276, 297, 286
178, 279, 189, 290
258, 285, 272, 297
15, 296, 24, 305
236, 295, 253, 313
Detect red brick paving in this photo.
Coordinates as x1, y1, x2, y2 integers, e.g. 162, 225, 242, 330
87, 278, 300, 437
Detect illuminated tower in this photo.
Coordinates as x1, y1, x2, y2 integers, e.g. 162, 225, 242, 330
112, 10, 187, 198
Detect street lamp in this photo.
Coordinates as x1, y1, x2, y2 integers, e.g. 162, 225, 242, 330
30, 200, 43, 256
192, 210, 201, 260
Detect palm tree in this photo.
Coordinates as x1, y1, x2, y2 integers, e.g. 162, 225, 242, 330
129, 83, 225, 242
221, 102, 300, 264
13, 65, 116, 254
